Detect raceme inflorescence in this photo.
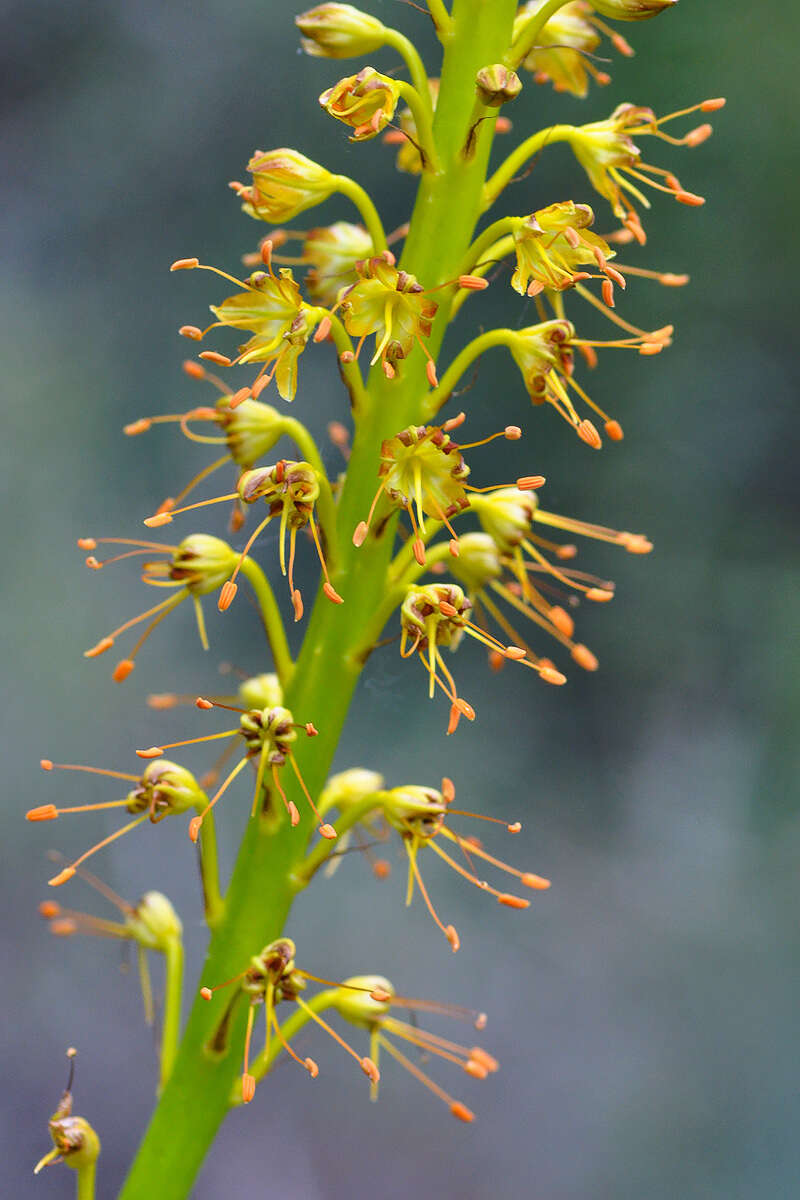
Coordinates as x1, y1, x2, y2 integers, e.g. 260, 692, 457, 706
30, 3, 722, 1196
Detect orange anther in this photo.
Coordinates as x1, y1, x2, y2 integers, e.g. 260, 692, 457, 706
372, 859, 391, 880
339, 349, 355, 364
455, 697, 475, 720
447, 704, 461, 735
85, 556, 101, 570
179, 325, 203, 340
700, 97, 726, 111
84, 636, 114, 658
39, 901, 60, 918
319, 823, 337, 840
576, 419, 602, 449
439, 600, 458, 618
26, 804, 59, 822
113, 659, 135, 683
50, 918, 78, 936
77, 537, 97, 550
426, 360, 439, 388
540, 667, 567, 686
675, 190, 705, 207
123, 418, 152, 436
313, 315, 332, 343
639, 342, 664, 356
505, 646, 527, 661
470, 1047, 498, 1071
586, 587, 614, 602
288, 801, 301, 826
495, 115, 512, 133
241, 1074, 256, 1104
200, 987, 213, 1001
198, 351, 233, 365
353, 521, 369, 548
555, 543, 578, 560
441, 776, 455, 803
549, 606, 574, 638
602, 278, 615, 308
305, 723, 319, 737
305, 1058, 319, 1078
458, 274, 489, 291
40, 758, 54, 771
250, 375, 270, 399
188, 816, 202, 843
195, 697, 214, 710
445, 925, 461, 953
449, 538, 460, 557
442, 411, 467, 431
48, 867, 76, 888
136, 747, 165, 759
218, 580, 238, 612
323, 582, 344, 605
621, 533, 653, 554
183, 360, 206, 379
498, 893, 530, 909
361, 1057, 380, 1084
464, 1060, 488, 1080
292, 589, 304, 622
507, 821, 522, 834
522, 872, 551, 890
489, 649, 505, 672
685, 123, 712, 147
604, 419, 624, 442
370, 986, 392, 1003
659, 273, 690, 287
228, 388, 251, 410
516, 474, 545, 490
611, 31, 634, 56
450, 1101, 474, 1123
144, 512, 173, 527
170, 258, 199, 271
571, 643, 598, 672
504, 425, 521, 440
413, 538, 426, 566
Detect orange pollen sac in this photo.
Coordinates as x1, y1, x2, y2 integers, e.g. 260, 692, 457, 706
218, 581, 238, 612
137, 746, 165, 759
571, 644, 598, 672
170, 257, 199, 271
439, 600, 458, 617
77, 537, 97, 550
470, 1047, 497, 1071
319, 822, 337, 841
540, 667, 567, 686
241, 1074, 256, 1104
292, 590, 305, 622
522, 872, 551, 890
323, 582, 344, 605
497, 893, 530, 910
675, 190, 705, 207
577, 420, 602, 450
373, 859, 391, 880
113, 659, 136, 683
84, 636, 115, 658
179, 325, 203, 340
517, 475, 545, 490
183, 360, 206, 379
50, 918, 78, 936
40, 758, 54, 771
305, 1057, 319, 1078
195, 697, 214, 710
464, 1060, 488, 1080
585, 587, 614, 602
143, 512, 174, 528
549, 606, 574, 638
701, 97, 726, 111
458, 274, 490, 291
622, 533, 653, 554
39, 901, 61, 918
200, 987, 213, 1000
26, 804, 59, 822
507, 821, 522, 833
450, 1101, 475, 1123
446, 925, 461, 953
123, 418, 152, 436
361, 1057, 380, 1084
48, 867, 76, 888
188, 816, 202, 843
504, 425, 521, 440
604, 420, 624, 442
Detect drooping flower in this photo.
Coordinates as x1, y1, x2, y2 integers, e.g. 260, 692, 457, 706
134, 696, 331, 843
591, 0, 677, 19
232, 149, 338, 224
319, 67, 401, 141
568, 99, 725, 233
296, 4, 388, 58
143, 459, 341, 620
399, 582, 566, 732
33, 1051, 100, 1178
27, 758, 207, 886
510, 201, 621, 296
78, 533, 240, 682
337, 250, 438, 380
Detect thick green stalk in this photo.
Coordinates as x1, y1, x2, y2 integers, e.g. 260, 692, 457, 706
76, 1164, 97, 1200
119, 4, 518, 1196
159, 937, 184, 1091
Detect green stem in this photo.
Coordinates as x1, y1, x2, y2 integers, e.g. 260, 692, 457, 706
279, 414, 339, 567
76, 1163, 97, 1200
291, 795, 386, 885
334, 175, 388, 252
397, 82, 441, 173
305, 309, 368, 414
506, 0, 575, 68
238, 556, 294, 684
159, 937, 184, 1092
383, 29, 432, 107
462, 216, 519, 275
196, 809, 224, 927
483, 124, 575, 211
427, 328, 515, 416
451, 234, 514, 320
119, 4, 519, 1196
426, 0, 454, 38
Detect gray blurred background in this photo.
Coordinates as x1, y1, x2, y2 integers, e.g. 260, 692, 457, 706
3, 1, 798, 1196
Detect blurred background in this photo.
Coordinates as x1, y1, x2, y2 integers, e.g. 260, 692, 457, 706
2, 1, 798, 1196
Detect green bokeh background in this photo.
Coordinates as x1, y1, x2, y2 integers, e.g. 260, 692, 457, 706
3, 2, 798, 1196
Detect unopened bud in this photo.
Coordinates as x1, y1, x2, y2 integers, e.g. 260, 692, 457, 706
296, 4, 387, 59
475, 64, 522, 108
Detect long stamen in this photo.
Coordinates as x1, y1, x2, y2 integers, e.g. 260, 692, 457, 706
136, 728, 240, 758
39, 761, 140, 782
115, 591, 187, 680
427, 837, 529, 908
85, 593, 184, 658
405, 843, 460, 952
269, 1004, 318, 1077
294, 995, 379, 1084
143, 492, 239, 527
241, 1003, 257, 1103
189, 754, 250, 842
219, 512, 274, 612
288, 752, 336, 839
308, 512, 343, 604
440, 827, 550, 889
47, 814, 150, 887
270, 763, 301, 828
376, 1034, 473, 1122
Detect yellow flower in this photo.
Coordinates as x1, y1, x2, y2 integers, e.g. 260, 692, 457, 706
338, 251, 437, 379
319, 67, 401, 141
234, 148, 337, 223
510, 200, 616, 296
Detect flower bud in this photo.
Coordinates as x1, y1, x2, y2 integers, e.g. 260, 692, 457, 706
333, 975, 394, 1025
304, 221, 373, 306
475, 64, 522, 108
474, 488, 536, 551
590, 0, 677, 18
237, 672, 283, 712
218, 397, 286, 467
127, 891, 182, 951
381, 784, 447, 834
319, 67, 401, 141
296, 4, 388, 58
320, 767, 385, 813
170, 535, 239, 596
243, 149, 337, 223
126, 759, 207, 818
506, 320, 575, 403
449, 532, 503, 592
